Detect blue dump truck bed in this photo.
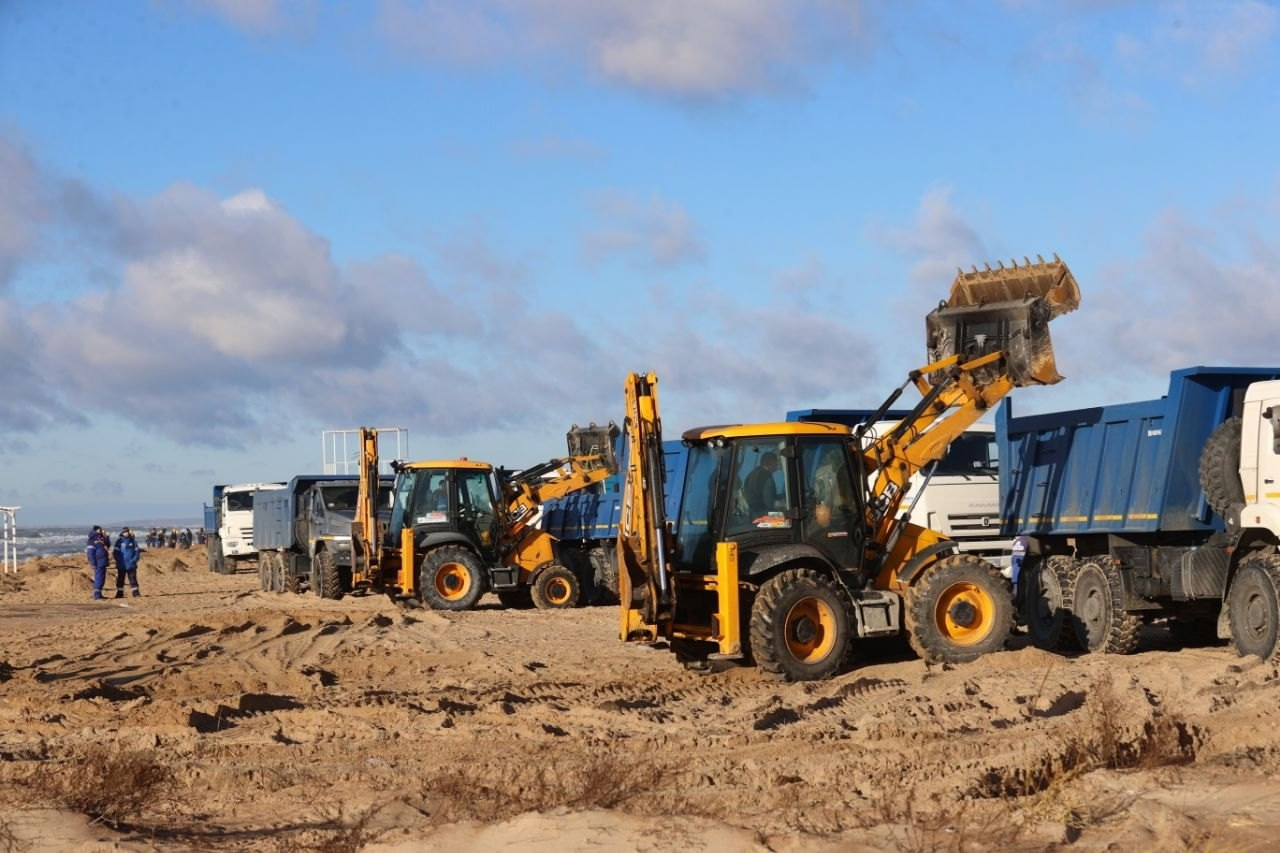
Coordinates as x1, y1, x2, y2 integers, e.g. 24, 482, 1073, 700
997, 366, 1280, 537
541, 441, 687, 541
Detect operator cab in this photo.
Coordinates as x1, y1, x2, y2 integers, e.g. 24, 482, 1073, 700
387, 460, 502, 553
675, 422, 869, 576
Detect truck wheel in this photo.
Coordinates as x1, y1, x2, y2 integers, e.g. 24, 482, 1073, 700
908, 554, 1013, 663
590, 547, 620, 604
1200, 417, 1244, 517
749, 568, 850, 682
420, 546, 485, 611
257, 555, 272, 592
1018, 555, 1070, 648
268, 553, 285, 594
313, 549, 344, 601
207, 535, 225, 574
1228, 556, 1280, 660
283, 561, 302, 595
531, 564, 581, 609
1069, 556, 1140, 654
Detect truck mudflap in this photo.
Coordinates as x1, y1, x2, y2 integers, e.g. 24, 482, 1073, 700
926, 255, 1080, 387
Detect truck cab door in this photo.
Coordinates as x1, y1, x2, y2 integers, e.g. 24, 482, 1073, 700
1249, 396, 1280, 509
456, 470, 500, 559
796, 437, 866, 569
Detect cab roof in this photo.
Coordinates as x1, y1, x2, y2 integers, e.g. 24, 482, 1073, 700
396, 459, 494, 472
681, 421, 853, 442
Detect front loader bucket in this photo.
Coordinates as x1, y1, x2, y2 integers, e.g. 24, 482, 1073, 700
926, 255, 1080, 386
566, 421, 620, 474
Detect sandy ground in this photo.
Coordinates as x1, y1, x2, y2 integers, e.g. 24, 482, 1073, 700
2, 551, 1280, 851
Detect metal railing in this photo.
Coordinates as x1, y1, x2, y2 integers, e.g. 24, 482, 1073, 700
1, 506, 19, 574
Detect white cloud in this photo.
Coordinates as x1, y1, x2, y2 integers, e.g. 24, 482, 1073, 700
0, 136, 46, 287
375, 0, 873, 100
869, 186, 987, 287
0, 131, 889, 448
583, 191, 705, 268
181, 0, 314, 34
1062, 204, 1280, 386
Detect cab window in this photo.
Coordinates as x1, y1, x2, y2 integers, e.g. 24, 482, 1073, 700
725, 439, 791, 535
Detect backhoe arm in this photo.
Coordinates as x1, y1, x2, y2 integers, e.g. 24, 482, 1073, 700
350, 426, 381, 587
618, 371, 672, 641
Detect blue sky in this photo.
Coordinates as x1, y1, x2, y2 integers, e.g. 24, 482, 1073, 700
1, 0, 1278, 525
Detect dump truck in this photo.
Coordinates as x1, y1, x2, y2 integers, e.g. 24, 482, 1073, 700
349, 423, 619, 610
1003, 366, 1280, 658
252, 474, 392, 596
204, 482, 285, 574
617, 256, 1080, 680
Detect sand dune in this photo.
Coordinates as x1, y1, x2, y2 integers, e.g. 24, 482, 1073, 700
2, 549, 1279, 849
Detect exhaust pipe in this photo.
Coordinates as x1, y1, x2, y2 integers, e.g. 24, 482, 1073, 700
926, 255, 1080, 386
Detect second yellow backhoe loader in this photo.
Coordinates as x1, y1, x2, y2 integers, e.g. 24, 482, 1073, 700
618, 257, 1081, 680
346, 423, 618, 610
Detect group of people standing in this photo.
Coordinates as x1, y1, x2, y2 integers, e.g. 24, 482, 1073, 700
147, 527, 200, 549
84, 526, 141, 601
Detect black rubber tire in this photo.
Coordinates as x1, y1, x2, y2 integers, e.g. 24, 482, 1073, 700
749, 568, 851, 682
420, 545, 486, 611
907, 554, 1013, 663
590, 548, 619, 604
496, 588, 535, 609
1068, 556, 1140, 654
530, 564, 581, 610
1024, 555, 1083, 651
257, 554, 272, 592
1200, 417, 1244, 517
1228, 555, 1280, 660
268, 552, 284, 594
282, 560, 302, 595
314, 549, 344, 601
207, 535, 226, 574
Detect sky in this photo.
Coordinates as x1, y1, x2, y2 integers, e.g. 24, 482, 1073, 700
1, 0, 1278, 525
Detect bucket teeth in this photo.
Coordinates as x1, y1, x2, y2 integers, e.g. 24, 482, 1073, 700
925, 255, 1080, 388
943, 256, 1080, 321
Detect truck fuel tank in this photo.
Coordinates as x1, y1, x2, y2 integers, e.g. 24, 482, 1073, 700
926, 255, 1080, 387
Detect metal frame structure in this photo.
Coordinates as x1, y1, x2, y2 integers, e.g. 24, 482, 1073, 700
322, 428, 408, 475
1, 506, 19, 574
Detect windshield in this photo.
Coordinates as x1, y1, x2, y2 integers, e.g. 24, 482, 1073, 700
935, 433, 999, 477
675, 443, 731, 569
387, 469, 451, 541
225, 491, 254, 512
319, 485, 359, 514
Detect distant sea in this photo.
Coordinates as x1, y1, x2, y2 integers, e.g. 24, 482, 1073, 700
7, 524, 203, 561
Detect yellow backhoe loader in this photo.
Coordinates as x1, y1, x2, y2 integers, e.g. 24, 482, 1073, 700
347, 423, 618, 610
618, 257, 1080, 680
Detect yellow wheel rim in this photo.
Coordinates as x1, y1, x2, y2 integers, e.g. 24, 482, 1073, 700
434, 562, 472, 601
545, 577, 571, 606
784, 596, 837, 663
935, 581, 995, 646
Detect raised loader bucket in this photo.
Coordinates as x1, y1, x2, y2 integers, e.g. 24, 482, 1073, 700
566, 421, 620, 474
925, 255, 1080, 386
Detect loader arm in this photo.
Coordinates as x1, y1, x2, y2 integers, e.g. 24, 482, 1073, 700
349, 426, 381, 587
497, 422, 619, 565
858, 256, 1080, 571
618, 371, 673, 641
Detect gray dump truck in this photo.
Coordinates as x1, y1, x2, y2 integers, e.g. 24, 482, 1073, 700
253, 474, 391, 597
